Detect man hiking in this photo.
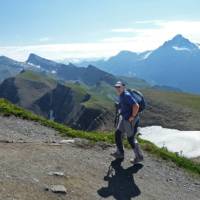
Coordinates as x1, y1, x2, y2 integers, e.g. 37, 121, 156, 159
111, 81, 144, 164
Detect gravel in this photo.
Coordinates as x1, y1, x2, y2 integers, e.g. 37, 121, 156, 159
0, 115, 199, 200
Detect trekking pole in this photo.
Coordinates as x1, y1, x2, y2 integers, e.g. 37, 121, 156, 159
104, 164, 114, 181
114, 102, 120, 128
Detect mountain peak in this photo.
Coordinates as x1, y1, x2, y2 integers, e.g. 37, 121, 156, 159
172, 34, 184, 40
116, 50, 138, 58
27, 53, 44, 63
87, 64, 97, 69
163, 34, 198, 50
26, 53, 60, 71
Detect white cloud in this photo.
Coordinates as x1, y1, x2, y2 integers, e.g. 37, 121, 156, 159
39, 37, 51, 42
0, 43, 123, 61
102, 36, 136, 42
135, 20, 164, 24
110, 20, 200, 50
0, 20, 200, 61
111, 28, 141, 33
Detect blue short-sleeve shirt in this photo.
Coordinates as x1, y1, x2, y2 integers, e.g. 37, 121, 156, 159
119, 90, 137, 120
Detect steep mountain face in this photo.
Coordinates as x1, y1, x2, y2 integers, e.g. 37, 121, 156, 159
0, 77, 19, 103
83, 35, 200, 94
27, 53, 61, 72
32, 83, 110, 130
0, 70, 114, 131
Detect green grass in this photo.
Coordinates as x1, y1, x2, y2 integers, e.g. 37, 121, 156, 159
17, 71, 113, 111
143, 88, 200, 111
0, 98, 199, 176
18, 70, 57, 86
137, 138, 200, 175
65, 81, 115, 110
0, 98, 114, 143
64, 81, 114, 110
85, 82, 116, 110
119, 76, 150, 89
64, 82, 90, 103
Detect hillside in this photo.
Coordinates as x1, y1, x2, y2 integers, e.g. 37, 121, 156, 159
0, 99, 199, 200
0, 70, 114, 131
88, 76, 200, 130
87, 80, 200, 130
1, 69, 200, 131
139, 88, 200, 130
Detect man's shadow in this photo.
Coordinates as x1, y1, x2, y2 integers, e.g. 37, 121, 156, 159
97, 159, 143, 200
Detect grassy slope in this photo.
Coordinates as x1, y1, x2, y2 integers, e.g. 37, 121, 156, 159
144, 88, 200, 111
79, 78, 200, 130
119, 76, 150, 89
65, 80, 200, 130
16, 70, 200, 118
86, 82, 115, 110
16, 71, 113, 112
120, 75, 200, 113
0, 98, 199, 176
143, 88, 200, 107
14, 71, 57, 107
64, 81, 114, 111
64, 82, 89, 103
17, 70, 57, 87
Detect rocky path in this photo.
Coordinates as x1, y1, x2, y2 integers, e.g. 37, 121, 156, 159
0, 115, 199, 200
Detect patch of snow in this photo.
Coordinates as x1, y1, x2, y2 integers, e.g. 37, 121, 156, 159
36, 65, 41, 69
172, 46, 191, 52
142, 51, 152, 59
27, 62, 41, 69
58, 57, 106, 64
139, 126, 200, 158
51, 70, 56, 74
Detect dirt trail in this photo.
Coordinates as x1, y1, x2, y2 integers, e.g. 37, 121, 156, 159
0, 116, 199, 200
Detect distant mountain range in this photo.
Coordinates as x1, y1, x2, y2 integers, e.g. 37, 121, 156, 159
78, 34, 200, 94
1, 34, 199, 93
26, 53, 118, 86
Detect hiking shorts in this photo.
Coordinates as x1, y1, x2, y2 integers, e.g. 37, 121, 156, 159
116, 115, 139, 137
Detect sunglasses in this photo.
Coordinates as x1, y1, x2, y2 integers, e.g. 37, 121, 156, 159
115, 86, 121, 88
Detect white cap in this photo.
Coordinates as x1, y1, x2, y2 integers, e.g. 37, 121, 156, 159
114, 81, 125, 87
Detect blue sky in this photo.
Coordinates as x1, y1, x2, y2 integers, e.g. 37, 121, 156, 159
0, 0, 200, 60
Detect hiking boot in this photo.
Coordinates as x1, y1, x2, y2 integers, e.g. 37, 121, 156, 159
130, 155, 144, 165
110, 151, 124, 159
